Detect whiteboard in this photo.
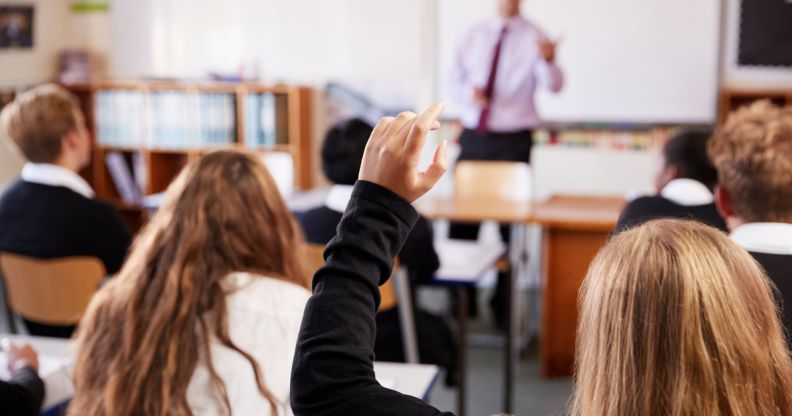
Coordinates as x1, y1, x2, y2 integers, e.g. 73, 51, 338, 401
437, 0, 722, 124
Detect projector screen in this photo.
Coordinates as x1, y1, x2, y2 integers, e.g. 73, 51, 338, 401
437, 0, 722, 125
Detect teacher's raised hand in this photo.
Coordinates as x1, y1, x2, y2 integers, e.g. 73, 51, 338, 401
538, 37, 560, 63
358, 103, 448, 203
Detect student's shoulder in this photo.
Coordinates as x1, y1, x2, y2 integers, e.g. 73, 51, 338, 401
623, 195, 675, 212
224, 272, 311, 311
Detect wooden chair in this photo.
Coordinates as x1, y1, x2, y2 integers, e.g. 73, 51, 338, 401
302, 244, 397, 311
454, 161, 532, 203
302, 244, 420, 363
0, 253, 106, 329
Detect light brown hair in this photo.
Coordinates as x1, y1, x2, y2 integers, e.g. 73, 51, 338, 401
0, 84, 81, 163
573, 219, 792, 416
708, 100, 792, 223
68, 150, 308, 415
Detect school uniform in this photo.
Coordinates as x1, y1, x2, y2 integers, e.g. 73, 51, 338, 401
0, 163, 131, 337
298, 185, 439, 284
731, 223, 792, 339
0, 366, 44, 416
292, 181, 453, 416
187, 272, 310, 415
616, 179, 727, 232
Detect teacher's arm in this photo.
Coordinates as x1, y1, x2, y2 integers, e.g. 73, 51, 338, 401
536, 36, 564, 93
290, 105, 454, 416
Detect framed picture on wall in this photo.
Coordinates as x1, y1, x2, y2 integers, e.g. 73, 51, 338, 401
738, 0, 792, 67
0, 6, 34, 49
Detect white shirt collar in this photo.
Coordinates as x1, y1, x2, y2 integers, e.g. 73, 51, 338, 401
20, 163, 95, 198
659, 179, 714, 206
731, 223, 792, 256
325, 185, 354, 213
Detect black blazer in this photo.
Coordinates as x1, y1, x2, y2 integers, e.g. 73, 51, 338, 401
0, 366, 45, 416
616, 195, 727, 232
0, 180, 131, 274
299, 205, 439, 284
750, 251, 792, 340
291, 181, 453, 416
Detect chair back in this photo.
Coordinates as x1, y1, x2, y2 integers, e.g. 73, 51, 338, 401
302, 244, 398, 311
454, 161, 532, 203
0, 253, 106, 326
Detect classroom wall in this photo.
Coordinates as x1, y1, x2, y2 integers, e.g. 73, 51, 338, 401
0, 0, 69, 88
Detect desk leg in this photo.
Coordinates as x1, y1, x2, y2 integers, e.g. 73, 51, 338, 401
540, 228, 609, 378
394, 268, 420, 364
456, 286, 468, 416
503, 222, 523, 413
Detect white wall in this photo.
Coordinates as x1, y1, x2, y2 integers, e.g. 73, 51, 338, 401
0, 0, 69, 88
107, 0, 431, 109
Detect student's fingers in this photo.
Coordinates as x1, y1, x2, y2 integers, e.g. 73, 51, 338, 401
387, 111, 419, 148
431, 121, 441, 130
369, 116, 396, 145
418, 140, 448, 193
405, 103, 445, 156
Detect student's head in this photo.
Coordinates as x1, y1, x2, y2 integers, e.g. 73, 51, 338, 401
69, 150, 307, 415
573, 219, 792, 415
498, 0, 522, 19
322, 118, 372, 185
0, 84, 90, 171
655, 130, 717, 191
709, 101, 792, 229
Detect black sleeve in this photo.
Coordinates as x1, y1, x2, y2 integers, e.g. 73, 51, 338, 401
0, 366, 45, 416
291, 181, 454, 416
96, 204, 132, 275
399, 216, 440, 284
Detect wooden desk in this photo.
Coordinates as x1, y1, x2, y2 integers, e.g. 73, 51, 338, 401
417, 197, 533, 224
416, 197, 531, 414
530, 195, 625, 378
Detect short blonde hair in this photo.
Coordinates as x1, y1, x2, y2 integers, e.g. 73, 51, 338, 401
573, 219, 792, 416
708, 100, 792, 223
0, 84, 81, 163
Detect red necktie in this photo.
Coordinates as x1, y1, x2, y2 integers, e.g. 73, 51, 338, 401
477, 26, 508, 135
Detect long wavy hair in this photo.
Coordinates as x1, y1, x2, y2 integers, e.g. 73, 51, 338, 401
573, 219, 792, 416
68, 150, 308, 415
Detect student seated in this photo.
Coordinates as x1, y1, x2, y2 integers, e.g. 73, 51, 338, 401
299, 118, 439, 283
0, 342, 44, 416
616, 130, 726, 231
292, 105, 455, 415
0, 84, 131, 338
573, 219, 792, 415
708, 101, 792, 337
68, 151, 310, 415
298, 118, 456, 384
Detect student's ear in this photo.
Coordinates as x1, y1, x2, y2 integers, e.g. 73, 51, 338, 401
655, 164, 677, 192
715, 186, 739, 230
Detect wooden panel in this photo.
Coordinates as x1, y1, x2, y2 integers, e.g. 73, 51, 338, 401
532, 195, 624, 232
148, 151, 189, 194
540, 228, 610, 378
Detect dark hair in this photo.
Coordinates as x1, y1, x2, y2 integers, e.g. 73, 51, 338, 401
663, 130, 718, 190
321, 118, 373, 185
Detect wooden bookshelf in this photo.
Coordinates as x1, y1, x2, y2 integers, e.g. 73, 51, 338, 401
719, 87, 792, 122
63, 81, 315, 231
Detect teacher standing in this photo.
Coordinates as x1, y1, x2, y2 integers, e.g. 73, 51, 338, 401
452, 0, 564, 163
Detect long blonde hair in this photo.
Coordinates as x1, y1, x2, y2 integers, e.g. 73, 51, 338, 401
68, 150, 308, 415
573, 219, 792, 416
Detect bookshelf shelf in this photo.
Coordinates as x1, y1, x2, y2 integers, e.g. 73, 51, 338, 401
63, 80, 315, 232
719, 87, 792, 122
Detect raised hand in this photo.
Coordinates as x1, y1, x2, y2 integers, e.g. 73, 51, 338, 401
4, 342, 39, 374
538, 37, 559, 63
358, 103, 448, 203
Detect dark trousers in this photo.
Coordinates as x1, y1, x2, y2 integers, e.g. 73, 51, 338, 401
451, 128, 532, 328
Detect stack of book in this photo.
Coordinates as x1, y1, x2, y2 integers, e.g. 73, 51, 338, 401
244, 92, 283, 148
94, 89, 238, 149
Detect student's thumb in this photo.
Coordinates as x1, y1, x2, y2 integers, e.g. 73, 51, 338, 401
418, 140, 448, 195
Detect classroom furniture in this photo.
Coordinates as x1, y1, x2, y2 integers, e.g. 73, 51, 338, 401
62, 81, 315, 232
432, 239, 506, 416
301, 244, 420, 363
719, 87, 792, 122
0, 334, 440, 414
531, 195, 625, 378
417, 161, 534, 414
0, 254, 105, 331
